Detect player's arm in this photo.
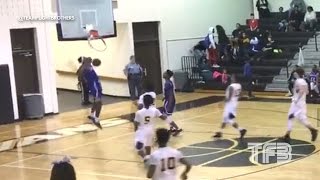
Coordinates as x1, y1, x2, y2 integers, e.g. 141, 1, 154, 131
225, 86, 233, 102
133, 112, 140, 131
156, 109, 167, 120
180, 158, 192, 180
147, 164, 156, 178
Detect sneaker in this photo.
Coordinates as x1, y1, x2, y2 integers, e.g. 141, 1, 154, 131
212, 64, 220, 68
311, 129, 318, 142
213, 132, 222, 138
240, 129, 247, 139
172, 129, 183, 137
87, 116, 102, 129
282, 134, 291, 144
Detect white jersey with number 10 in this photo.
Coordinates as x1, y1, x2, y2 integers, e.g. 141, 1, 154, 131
149, 147, 183, 180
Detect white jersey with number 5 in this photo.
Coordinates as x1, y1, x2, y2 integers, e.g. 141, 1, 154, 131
225, 83, 242, 104
149, 147, 183, 180
292, 78, 308, 105
134, 107, 162, 131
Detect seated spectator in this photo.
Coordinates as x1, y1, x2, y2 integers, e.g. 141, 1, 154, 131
239, 32, 250, 60
309, 65, 319, 97
193, 41, 207, 66
289, 0, 306, 17
256, 0, 270, 18
212, 68, 230, 85
232, 23, 243, 39
50, 157, 76, 180
301, 6, 317, 31
288, 5, 304, 31
249, 37, 264, 61
216, 25, 230, 59
248, 13, 259, 32
277, 7, 289, 32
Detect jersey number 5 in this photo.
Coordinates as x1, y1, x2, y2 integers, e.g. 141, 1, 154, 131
144, 116, 151, 124
161, 157, 176, 171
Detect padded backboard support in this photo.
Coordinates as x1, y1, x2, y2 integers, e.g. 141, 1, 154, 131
56, 0, 116, 41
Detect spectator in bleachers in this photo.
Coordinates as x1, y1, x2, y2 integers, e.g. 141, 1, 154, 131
244, 60, 255, 98
248, 13, 259, 32
50, 157, 76, 180
288, 5, 304, 31
277, 7, 289, 32
216, 25, 230, 59
256, 0, 270, 18
301, 6, 317, 31
232, 23, 243, 39
213, 68, 230, 85
309, 65, 319, 97
239, 32, 250, 60
204, 27, 219, 68
289, 0, 306, 17
193, 41, 207, 66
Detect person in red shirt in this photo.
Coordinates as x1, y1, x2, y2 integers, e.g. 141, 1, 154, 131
248, 13, 259, 31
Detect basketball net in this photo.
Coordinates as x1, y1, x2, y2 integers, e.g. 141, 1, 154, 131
85, 24, 107, 52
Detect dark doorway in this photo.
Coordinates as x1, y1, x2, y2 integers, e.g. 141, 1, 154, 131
10, 28, 39, 118
10, 28, 39, 95
132, 22, 162, 94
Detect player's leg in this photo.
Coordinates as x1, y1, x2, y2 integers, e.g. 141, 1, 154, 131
283, 103, 297, 143
88, 92, 103, 129
136, 141, 145, 158
213, 122, 227, 138
164, 100, 182, 136
297, 107, 318, 142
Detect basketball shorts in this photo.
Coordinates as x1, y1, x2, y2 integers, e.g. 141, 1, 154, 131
164, 100, 176, 116
90, 90, 102, 100
288, 102, 307, 121
310, 82, 319, 91
223, 102, 237, 124
134, 128, 154, 150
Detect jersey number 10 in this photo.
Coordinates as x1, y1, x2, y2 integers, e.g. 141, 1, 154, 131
161, 157, 176, 171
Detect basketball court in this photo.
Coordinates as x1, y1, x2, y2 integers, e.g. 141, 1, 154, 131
0, 92, 319, 180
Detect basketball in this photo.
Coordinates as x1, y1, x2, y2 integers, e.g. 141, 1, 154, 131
92, 58, 101, 67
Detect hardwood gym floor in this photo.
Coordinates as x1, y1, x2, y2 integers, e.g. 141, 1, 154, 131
0, 92, 319, 180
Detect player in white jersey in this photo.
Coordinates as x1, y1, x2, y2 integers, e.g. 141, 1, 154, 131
213, 75, 247, 139
138, 83, 157, 110
147, 128, 191, 180
283, 68, 318, 143
134, 95, 167, 162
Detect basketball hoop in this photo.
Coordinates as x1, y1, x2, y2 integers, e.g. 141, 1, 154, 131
85, 24, 107, 52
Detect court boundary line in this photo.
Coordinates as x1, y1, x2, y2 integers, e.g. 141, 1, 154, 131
2, 165, 149, 180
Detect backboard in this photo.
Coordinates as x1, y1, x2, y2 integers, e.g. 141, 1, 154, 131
56, 0, 116, 41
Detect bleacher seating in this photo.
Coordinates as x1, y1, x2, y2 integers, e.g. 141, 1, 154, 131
182, 11, 319, 93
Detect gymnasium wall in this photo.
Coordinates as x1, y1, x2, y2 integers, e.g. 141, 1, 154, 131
0, 0, 59, 119
266, 0, 320, 12
54, 0, 253, 97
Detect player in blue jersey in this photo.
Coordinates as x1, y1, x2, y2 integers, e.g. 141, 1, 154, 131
83, 58, 103, 129
163, 70, 183, 136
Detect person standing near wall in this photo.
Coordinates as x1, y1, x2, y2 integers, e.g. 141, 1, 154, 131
124, 55, 143, 101
243, 60, 255, 99
256, 0, 270, 18
76, 56, 91, 105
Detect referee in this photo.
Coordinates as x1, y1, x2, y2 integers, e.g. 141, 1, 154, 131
123, 55, 143, 101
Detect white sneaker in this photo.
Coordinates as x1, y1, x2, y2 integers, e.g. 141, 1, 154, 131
212, 64, 220, 68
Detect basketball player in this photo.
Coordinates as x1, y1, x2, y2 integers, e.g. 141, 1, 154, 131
84, 58, 103, 129
163, 70, 183, 136
283, 68, 318, 143
147, 128, 191, 180
134, 95, 166, 161
213, 75, 247, 139
137, 82, 157, 110
76, 56, 91, 105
